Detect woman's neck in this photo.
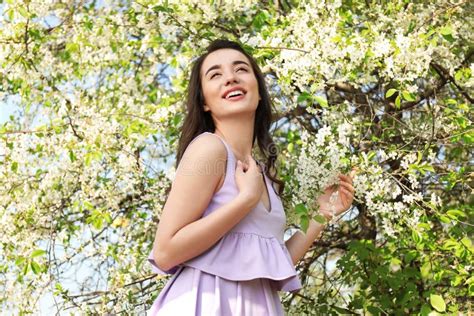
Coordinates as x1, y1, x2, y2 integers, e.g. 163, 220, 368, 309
213, 115, 255, 163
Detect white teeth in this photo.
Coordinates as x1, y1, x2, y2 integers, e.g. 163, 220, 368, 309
226, 90, 244, 98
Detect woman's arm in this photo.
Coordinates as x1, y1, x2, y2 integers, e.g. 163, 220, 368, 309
155, 194, 255, 271
285, 217, 328, 265
285, 172, 356, 265
153, 134, 261, 272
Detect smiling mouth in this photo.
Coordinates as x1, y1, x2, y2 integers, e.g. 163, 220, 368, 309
222, 89, 247, 99
225, 93, 246, 101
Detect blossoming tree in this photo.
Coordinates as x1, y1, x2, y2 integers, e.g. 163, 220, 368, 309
0, 0, 472, 314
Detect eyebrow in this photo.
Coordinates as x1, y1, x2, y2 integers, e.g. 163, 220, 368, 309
204, 60, 250, 77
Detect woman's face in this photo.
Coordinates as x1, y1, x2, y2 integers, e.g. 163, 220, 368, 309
200, 48, 260, 118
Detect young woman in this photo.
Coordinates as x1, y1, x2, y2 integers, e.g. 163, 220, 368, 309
148, 39, 356, 315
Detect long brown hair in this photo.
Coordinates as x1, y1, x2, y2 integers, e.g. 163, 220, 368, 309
175, 39, 285, 196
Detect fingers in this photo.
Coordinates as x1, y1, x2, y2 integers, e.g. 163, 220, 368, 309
339, 178, 354, 193
338, 172, 355, 196
236, 160, 250, 174
349, 167, 358, 178
338, 174, 353, 185
236, 160, 243, 172
339, 185, 354, 199
339, 167, 358, 183
237, 155, 262, 174
244, 154, 262, 173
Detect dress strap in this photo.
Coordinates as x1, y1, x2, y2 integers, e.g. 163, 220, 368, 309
202, 132, 236, 162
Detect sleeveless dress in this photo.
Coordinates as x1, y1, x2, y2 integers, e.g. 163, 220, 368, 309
147, 132, 302, 315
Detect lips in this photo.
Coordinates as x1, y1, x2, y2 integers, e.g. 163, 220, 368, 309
222, 86, 247, 99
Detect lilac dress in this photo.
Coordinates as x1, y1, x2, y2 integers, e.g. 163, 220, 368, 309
147, 132, 302, 315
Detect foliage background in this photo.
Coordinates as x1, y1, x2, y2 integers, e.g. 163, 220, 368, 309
0, 0, 472, 314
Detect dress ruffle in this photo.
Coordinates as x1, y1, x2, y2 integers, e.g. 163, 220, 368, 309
148, 231, 302, 293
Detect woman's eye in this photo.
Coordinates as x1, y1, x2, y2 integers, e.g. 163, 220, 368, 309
210, 68, 247, 79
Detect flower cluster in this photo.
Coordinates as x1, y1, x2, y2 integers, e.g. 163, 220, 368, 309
292, 126, 352, 216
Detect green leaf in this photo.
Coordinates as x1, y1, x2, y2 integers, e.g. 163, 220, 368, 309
458, 102, 469, 111
84, 151, 102, 166
461, 237, 472, 249
22, 261, 29, 275
416, 150, 422, 164
407, 21, 416, 34
18, 6, 28, 18
412, 229, 422, 244
430, 294, 446, 312
404, 250, 418, 263
294, 203, 307, 215
297, 92, 311, 103
252, 10, 268, 31
300, 214, 309, 232
441, 32, 455, 42
331, 306, 354, 314
7, 8, 14, 21
439, 215, 451, 223
440, 26, 452, 36
451, 275, 463, 287
84, 152, 92, 166
15, 257, 25, 266
420, 261, 431, 279
419, 164, 434, 174
446, 209, 466, 219
367, 151, 376, 161
446, 98, 457, 105
54, 283, 65, 296
330, 35, 342, 43
357, 245, 369, 260
83, 201, 94, 210
153, 5, 174, 13
402, 91, 416, 101
443, 239, 458, 250
417, 222, 431, 230
69, 150, 76, 162
314, 95, 328, 107
313, 214, 327, 224
104, 213, 113, 224
30, 260, 41, 274
32, 249, 46, 258
367, 306, 380, 315
11, 161, 18, 172
420, 304, 432, 316
395, 95, 401, 109
92, 217, 103, 230
385, 88, 397, 98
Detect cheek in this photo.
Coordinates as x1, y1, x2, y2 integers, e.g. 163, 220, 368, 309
251, 79, 260, 96
250, 76, 259, 89
202, 82, 220, 100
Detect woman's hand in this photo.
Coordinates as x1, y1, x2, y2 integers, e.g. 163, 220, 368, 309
235, 154, 264, 208
316, 168, 357, 221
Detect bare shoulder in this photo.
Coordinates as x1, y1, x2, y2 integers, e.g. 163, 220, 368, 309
177, 133, 227, 176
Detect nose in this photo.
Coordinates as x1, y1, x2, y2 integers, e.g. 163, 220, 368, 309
224, 69, 239, 85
